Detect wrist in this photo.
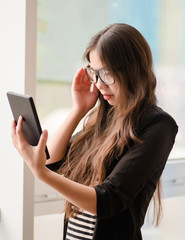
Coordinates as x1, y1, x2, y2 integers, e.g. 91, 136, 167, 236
71, 107, 87, 120
35, 166, 50, 181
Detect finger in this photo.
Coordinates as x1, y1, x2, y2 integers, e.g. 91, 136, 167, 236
38, 129, 48, 154
77, 68, 91, 87
72, 68, 83, 90
73, 68, 83, 84
90, 83, 99, 96
16, 116, 27, 144
84, 73, 91, 87
11, 120, 17, 146
11, 120, 16, 137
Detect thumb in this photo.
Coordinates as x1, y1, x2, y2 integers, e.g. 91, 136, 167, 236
38, 129, 48, 152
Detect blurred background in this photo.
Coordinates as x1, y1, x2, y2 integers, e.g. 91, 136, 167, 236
34, 0, 185, 239
36, 0, 185, 158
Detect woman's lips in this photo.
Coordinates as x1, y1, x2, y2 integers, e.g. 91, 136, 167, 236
103, 94, 113, 100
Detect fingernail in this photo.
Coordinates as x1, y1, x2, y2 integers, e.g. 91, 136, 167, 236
42, 130, 47, 136
90, 82, 94, 92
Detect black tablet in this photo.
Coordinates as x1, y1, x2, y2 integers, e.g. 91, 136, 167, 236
7, 91, 50, 159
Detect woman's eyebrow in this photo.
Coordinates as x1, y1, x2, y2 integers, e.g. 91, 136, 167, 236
88, 65, 105, 71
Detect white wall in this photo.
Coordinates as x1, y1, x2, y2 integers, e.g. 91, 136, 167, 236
0, 0, 37, 239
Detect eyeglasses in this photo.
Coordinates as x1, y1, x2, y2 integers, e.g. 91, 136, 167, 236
85, 66, 115, 85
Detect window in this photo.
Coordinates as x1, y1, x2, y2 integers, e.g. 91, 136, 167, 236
35, 1, 185, 239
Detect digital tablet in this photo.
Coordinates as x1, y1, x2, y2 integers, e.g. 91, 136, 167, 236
7, 91, 50, 159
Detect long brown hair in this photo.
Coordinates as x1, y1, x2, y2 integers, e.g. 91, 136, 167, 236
58, 23, 161, 224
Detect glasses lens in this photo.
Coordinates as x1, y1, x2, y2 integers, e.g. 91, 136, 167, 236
86, 68, 96, 83
99, 69, 114, 85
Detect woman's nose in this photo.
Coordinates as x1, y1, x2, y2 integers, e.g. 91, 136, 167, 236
95, 77, 107, 90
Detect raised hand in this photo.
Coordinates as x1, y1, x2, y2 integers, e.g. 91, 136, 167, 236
72, 68, 99, 117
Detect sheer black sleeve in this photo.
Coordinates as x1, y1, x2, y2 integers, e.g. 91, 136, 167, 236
94, 108, 178, 220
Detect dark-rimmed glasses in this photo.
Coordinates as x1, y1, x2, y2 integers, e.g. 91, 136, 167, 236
85, 66, 115, 85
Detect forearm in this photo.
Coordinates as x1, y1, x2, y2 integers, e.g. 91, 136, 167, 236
47, 68, 98, 165
12, 106, 97, 215
39, 167, 97, 215
47, 108, 85, 165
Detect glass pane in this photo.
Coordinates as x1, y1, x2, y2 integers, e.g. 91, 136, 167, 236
36, 0, 110, 134
37, 0, 185, 159
35, 1, 185, 239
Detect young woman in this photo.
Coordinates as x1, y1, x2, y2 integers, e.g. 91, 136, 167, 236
11, 23, 178, 240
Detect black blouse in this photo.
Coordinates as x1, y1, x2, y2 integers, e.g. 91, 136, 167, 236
47, 106, 178, 240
